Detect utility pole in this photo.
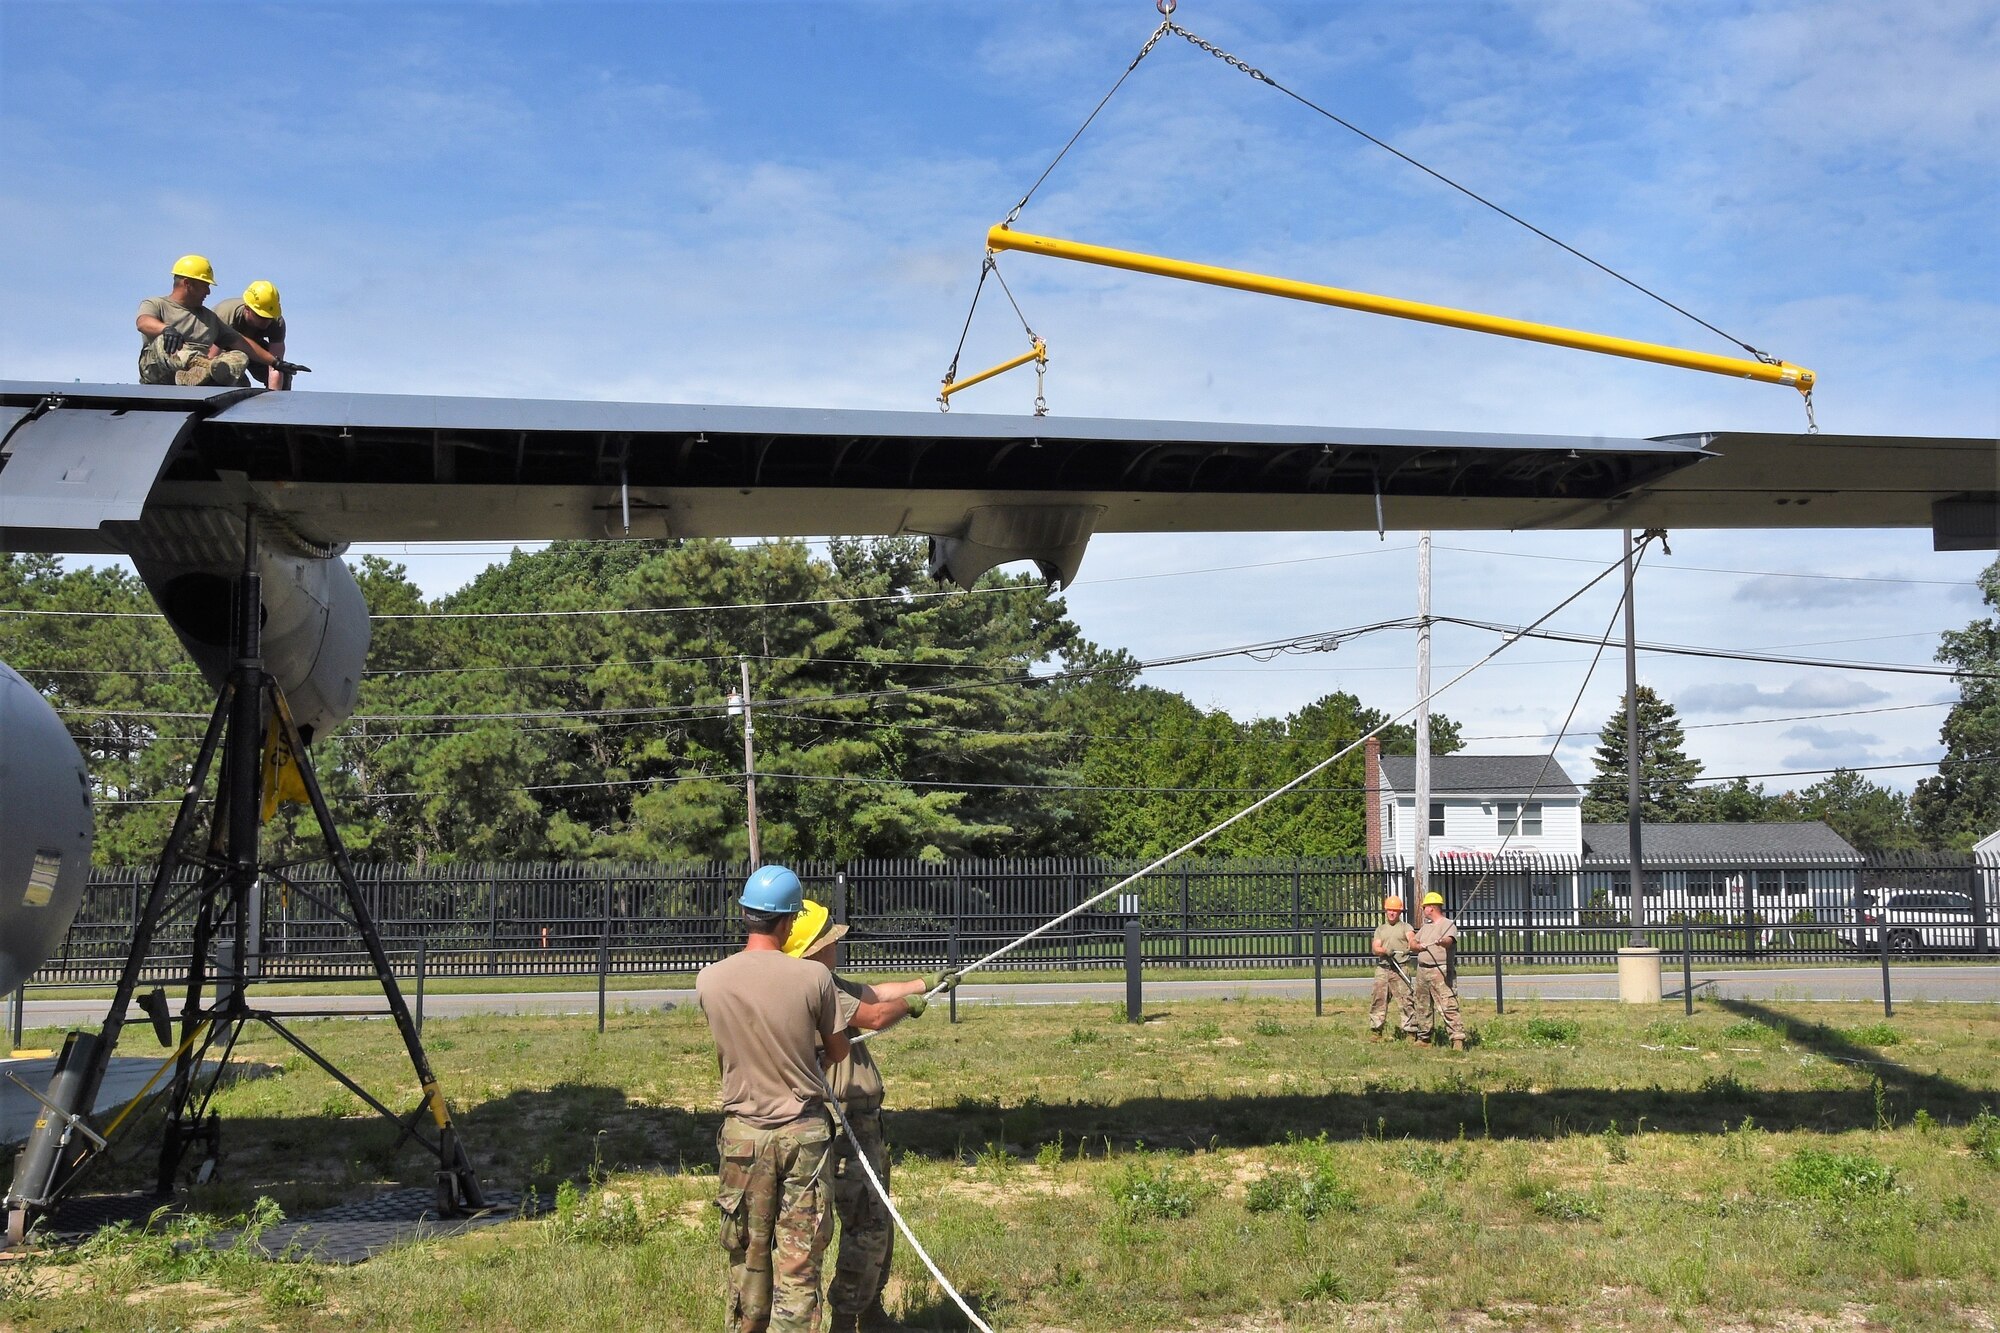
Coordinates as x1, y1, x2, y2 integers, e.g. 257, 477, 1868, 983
1413, 532, 1432, 897
728, 659, 762, 869
1622, 530, 1645, 948
1616, 528, 1662, 1003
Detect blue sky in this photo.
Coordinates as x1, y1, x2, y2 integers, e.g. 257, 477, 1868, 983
4, 1, 1996, 797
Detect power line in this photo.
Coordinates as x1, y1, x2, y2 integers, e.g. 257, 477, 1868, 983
1440, 616, 1987, 680
1432, 543, 1974, 589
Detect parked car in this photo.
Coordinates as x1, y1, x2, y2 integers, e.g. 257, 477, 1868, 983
1836, 891, 1983, 953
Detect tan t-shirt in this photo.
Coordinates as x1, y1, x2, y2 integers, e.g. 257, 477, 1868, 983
1371, 920, 1413, 966
696, 949, 842, 1128
214, 297, 286, 353
1411, 914, 1458, 968
823, 976, 886, 1111
137, 296, 230, 355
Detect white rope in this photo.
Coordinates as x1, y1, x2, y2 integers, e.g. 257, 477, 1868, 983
822, 1084, 995, 1333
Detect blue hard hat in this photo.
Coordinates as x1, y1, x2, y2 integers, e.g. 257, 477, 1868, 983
741, 865, 804, 914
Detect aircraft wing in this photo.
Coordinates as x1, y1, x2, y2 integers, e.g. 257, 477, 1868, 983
1, 382, 1993, 572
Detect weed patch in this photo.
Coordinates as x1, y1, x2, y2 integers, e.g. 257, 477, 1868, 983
1245, 1160, 1357, 1220
1512, 1180, 1603, 1221
1969, 1108, 2000, 1169
1523, 1016, 1580, 1045
1843, 1022, 1902, 1047
1109, 1160, 1204, 1221
1774, 1146, 1898, 1203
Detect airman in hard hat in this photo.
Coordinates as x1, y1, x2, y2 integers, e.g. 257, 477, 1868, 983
1367, 895, 1417, 1040
1408, 890, 1466, 1050
214, 281, 294, 390
696, 865, 850, 1333
135, 256, 283, 387
785, 900, 957, 1333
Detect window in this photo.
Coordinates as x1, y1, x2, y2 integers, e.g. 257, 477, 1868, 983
1685, 870, 1720, 899
1497, 801, 1542, 836
1784, 871, 1809, 897
1531, 873, 1558, 897
1384, 804, 1393, 839
1428, 802, 1445, 837
1756, 870, 1784, 898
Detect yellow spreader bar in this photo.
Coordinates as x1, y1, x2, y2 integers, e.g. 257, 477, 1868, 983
986, 226, 1813, 394
939, 338, 1046, 402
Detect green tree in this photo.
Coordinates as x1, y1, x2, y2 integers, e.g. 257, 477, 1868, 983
1786, 768, 1921, 854
1582, 686, 1703, 822
1913, 558, 2000, 849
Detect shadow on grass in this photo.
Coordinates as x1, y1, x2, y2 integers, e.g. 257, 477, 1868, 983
1713, 997, 1966, 1107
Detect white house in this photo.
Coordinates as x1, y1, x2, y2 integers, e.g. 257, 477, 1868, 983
1366, 749, 1584, 862
1976, 828, 2000, 857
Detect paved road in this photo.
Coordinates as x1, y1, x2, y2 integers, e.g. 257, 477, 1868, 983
14, 965, 1995, 1029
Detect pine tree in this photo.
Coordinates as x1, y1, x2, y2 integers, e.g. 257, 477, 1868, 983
1582, 685, 1703, 822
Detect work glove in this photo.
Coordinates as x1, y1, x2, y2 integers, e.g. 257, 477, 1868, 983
927, 971, 961, 994
158, 329, 186, 356
272, 360, 311, 375
904, 993, 928, 1019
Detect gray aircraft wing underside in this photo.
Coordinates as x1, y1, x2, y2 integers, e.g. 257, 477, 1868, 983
0, 383, 1993, 566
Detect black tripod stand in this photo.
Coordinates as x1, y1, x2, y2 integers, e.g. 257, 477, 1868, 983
5, 515, 482, 1241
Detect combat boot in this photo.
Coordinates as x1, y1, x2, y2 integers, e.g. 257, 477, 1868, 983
174, 355, 215, 386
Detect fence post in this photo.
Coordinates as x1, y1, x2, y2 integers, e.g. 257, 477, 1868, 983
1743, 870, 1757, 960
1493, 929, 1505, 1014
1313, 924, 1323, 1017
598, 923, 610, 1034
1179, 867, 1190, 965
1682, 922, 1694, 1016
1974, 857, 1991, 956
948, 921, 960, 1024
1125, 917, 1143, 1023
9, 986, 22, 1051
486, 875, 499, 977
1878, 909, 1894, 1018
415, 938, 427, 1035
1296, 860, 1312, 964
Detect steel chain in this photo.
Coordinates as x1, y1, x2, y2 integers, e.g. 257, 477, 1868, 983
1168, 23, 1271, 84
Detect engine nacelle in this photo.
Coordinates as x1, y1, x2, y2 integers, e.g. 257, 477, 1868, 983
0, 662, 93, 994
133, 546, 368, 745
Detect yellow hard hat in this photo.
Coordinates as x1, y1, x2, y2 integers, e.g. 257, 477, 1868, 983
781, 899, 832, 958
241, 280, 282, 320
171, 254, 217, 286
1422, 891, 1446, 907
1383, 896, 1404, 912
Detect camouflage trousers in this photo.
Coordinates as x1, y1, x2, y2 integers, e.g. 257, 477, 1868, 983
717, 1113, 835, 1333
1411, 964, 1465, 1042
829, 1107, 894, 1318
138, 343, 249, 387
1367, 964, 1416, 1033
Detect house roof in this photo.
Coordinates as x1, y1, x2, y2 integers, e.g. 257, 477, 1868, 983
1579, 821, 1863, 864
1378, 754, 1579, 798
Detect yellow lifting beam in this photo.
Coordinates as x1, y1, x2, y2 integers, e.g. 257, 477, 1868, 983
986, 227, 1814, 394
938, 338, 1047, 404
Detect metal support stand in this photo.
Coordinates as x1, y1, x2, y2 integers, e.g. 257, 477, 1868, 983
1312, 925, 1323, 1018
1879, 915, 1894, 1018
1123, 919, 1143, 1024
4, 513, 483, 1242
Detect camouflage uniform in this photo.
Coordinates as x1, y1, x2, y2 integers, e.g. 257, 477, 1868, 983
136, 295, 248, 386
717, 1114, 836, 1333
1410, 912, 1465, 1045
1368, 919, 1416, 1035
828, 1107, 894, 1324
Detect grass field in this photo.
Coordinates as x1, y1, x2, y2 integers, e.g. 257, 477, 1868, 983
3, 995, 1998, 1331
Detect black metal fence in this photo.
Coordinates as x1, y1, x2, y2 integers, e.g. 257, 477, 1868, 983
32, 851, 2000, 987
